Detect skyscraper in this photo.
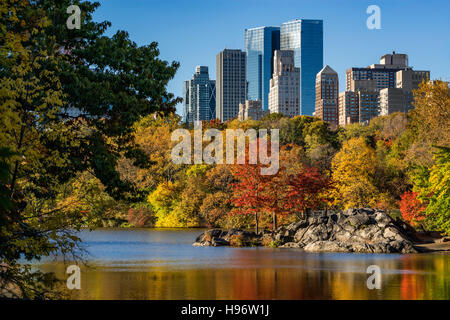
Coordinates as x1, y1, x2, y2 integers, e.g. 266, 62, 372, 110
244, 26, 280, 110
216, 49, 246, 122
183, 66, 216, 124
280, 19, 323, 116
338, 90, 379, 125
315, 65, 339, 126
268, 50, 300, 117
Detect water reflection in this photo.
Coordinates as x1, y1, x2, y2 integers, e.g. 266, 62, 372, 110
37, 229, 450, 300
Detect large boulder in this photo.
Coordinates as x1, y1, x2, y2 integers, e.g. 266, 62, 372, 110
193, 208, 419, 253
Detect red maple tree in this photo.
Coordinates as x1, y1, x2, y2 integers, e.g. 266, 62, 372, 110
399, 191, 426, 226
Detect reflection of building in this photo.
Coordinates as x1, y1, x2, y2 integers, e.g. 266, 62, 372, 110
238, 100, 268, 121
315, 65, 339, 126
216, 49, 247, 122
280, 19, 323, 116
245, 26, 280, 110
338, 90, 379, 126
183, 66, 216, 124
268, 50, 300, 117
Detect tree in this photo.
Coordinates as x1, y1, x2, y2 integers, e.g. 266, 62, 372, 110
406, 81, 450, 166
230, 162, 267, 234
399, 191, 425, 227
424, 146, 450, 235
331, 137, 379, 209
285, 167, 332, 219
0, 0, 179, 298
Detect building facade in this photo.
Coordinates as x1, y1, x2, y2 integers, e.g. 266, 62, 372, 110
245, 26, 280, 110
315, 65, 339, 125
238, 100, 268, 121
338, 91, 359, 126
268, 50, 301, 117
379, 88, 411, 115
183, 66, 216, 124
280, 19, 323, 116
341, 51, 430, 123
216, 49, 247, 122
338, 90, 379, 125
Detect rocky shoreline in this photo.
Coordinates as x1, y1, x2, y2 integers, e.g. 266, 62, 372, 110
193, 208, 429, 254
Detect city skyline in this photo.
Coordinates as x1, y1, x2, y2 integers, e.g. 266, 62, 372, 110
93, 0, 450, 117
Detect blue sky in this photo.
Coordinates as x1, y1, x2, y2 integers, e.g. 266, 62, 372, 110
94, 0, 450, 115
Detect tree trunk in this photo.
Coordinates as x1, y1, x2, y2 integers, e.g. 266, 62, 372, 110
255, 212, 259, 235
272, 211, 277, 231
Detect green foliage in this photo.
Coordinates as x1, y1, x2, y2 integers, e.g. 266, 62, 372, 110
0, 0, 180, 298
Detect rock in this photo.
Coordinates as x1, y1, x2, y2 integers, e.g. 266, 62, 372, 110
193, 208, 421, 253
280, 242, 302, 248
347, 213, 370, 228
383, 227, 398, 239
211, 237, 230, 246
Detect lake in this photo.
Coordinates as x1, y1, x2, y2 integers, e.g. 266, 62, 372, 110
37, 228, 450, 300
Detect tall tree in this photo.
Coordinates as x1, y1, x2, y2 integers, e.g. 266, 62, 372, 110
0, 0, 179, 298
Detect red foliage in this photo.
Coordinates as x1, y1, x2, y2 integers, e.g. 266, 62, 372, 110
399, 191, 425, 225
230, 139, 332, 231
284, 167, 332, 215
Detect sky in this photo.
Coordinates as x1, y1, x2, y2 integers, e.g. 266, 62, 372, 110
93, 0, 450, 115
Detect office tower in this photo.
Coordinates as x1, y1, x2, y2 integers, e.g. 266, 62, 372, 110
315, 65, 339, 125
343, 51, 430, 121
338, 90, 379, 125
396, 69, 430, 91
379, 88, 412, 115
183, 66, 216, 124
182, 80, 190, 123
379, 65, 429, 116
245, 26, 280, 110
338, 91, 359, 126
268, 50, 301, 117
216, 49, 246, 122
346, 52, 422, 92
280, 19, 323, 116
238, 100, 268, 121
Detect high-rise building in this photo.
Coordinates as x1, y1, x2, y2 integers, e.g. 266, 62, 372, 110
216, 49, 246, 122
183, 66, 216, 124
379, 65, 429, 116
245, 26, 280, 110
268, 50, 301, 117
341, 51, 430, 123
315, 65, 339, 125
396, 69, 430, 91
182, 80, 190, 123
280, 19, 323, 116
379, 88, 412, 115
346, 52, 417, 92
338, 91, 359, 126
238, 100, 268, 121
338, 90, 379, 125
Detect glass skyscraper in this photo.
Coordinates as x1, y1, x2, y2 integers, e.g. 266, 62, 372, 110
183, 66, 216, 124
244, 26, 280, 110
280, 19, 323, 116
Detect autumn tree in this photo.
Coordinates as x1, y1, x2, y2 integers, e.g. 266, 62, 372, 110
331, 137, 379, 209
285, 167, 332, 219
0, 0, 179, 298
399, 191, 425, 227
230, 162, 267, 234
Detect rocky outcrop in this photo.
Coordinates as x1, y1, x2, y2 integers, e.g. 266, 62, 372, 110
193, 208, 418, 253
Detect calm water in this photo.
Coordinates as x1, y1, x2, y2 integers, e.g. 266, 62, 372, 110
37, 229, 450, 300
